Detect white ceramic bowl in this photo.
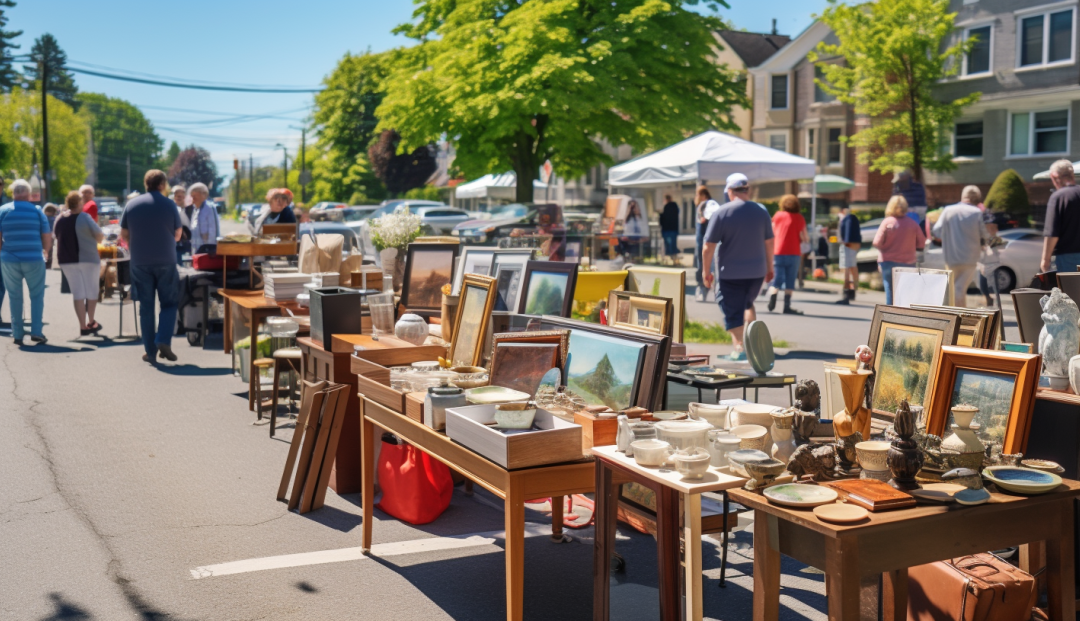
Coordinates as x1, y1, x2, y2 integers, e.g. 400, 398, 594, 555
655, 420, 713, 451
688, 402, 731, 428
730, 424, 768, 451
731, 403, 779, 429
631, 439, 671, 468
671, 448, 712, 479
855, 440, 891, 472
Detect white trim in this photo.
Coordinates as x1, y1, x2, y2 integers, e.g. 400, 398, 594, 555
1015, 6, 1077, 69
764, 129, 791, 153
1015, 0, 1078, 17
805, 127, 817, 162
769, 73, 790, 110
1006, 107, 1071, 158
962, 23, 994, 77
826, 126, 845, 166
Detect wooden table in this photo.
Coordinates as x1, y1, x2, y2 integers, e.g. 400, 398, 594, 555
664, 365, 754, 408
216, 240, 298, 288
360, 396, 594, 621
591, 445, 746, 621
728, 480, 1080, 621
220, 289, 308, 409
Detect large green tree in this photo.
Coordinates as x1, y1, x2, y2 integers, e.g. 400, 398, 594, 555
0, 1, 20, 92
24, 34, 78, 109
378, 0, 745, 202
78, 92, 163, 196
0, 89, 87, 195
811, 0, 979, 181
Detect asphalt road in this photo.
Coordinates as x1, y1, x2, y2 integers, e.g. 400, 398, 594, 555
0, 262, 1018, 620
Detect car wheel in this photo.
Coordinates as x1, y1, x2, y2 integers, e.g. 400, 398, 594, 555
994, 267, 1016, 293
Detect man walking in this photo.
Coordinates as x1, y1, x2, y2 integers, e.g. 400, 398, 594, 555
1041, 159, 1080, 273
659, 194, 680, 266
932, 185, 989, 307
701, 173, 774, 361
835, 206, 860, 305
189, 183, 219, 254
79, 184, 99, 224
0, 179, 51, 345
694, 185, 722, 302
121, 170, 182, 363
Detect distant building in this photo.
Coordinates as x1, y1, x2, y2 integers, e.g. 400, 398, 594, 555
714, 27, 792, 141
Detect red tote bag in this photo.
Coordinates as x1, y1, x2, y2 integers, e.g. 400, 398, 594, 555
376, 436, 453, 525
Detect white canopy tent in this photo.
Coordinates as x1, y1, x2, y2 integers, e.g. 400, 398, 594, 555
454, 172, 547, 200
1033, 161, 1080, 181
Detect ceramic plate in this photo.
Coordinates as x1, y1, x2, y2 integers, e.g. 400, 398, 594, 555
763, 484, 838, 508
744, 321, 774, 374
464, 386, 532, 405
954, 488, 991, 506
984, 466, 1062, 495
813, 503, 869, 523
910, 483, 966, 503
1021, 459, 1065, 474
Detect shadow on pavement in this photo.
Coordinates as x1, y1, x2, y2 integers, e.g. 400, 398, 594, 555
39, 593, 93, 620
776, 350, 848, 362
154, 364, 233, 377
16, 344, 92, 354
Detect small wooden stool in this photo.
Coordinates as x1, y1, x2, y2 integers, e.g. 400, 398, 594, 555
251, 357, 275, 421
270, 347, 303, 437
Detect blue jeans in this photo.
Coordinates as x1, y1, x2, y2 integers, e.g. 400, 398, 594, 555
771, 254, 800, 291
1055, 253, 1080, 273
0, 259, 5, 319
1, 260, 46, 339
878, 261, 914, 306
662, 231, 679, 256
131, 263, 180, 357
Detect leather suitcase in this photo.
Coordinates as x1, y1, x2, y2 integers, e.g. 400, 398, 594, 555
908, 553, 1036, 621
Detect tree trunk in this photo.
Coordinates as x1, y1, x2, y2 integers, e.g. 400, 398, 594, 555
510, 129, 540, 204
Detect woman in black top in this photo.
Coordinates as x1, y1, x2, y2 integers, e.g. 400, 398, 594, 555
253, 187, 296, 233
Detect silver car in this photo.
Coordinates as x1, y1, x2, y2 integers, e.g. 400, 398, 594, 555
368, 203, 471, 234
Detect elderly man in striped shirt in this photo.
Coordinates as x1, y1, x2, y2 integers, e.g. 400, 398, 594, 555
0, 179, 52, 345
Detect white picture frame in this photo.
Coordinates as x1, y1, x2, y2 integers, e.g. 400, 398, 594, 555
892, 267, 953, 308
452, 247, 495, 295
490, 250, 534, 312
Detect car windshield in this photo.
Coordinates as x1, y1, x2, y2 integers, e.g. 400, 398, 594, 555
491, 204, 530, 219
342, 209, 373, 222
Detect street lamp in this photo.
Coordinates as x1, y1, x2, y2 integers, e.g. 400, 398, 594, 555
275, 143, 289, 194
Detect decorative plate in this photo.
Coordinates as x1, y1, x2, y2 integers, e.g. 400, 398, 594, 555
954, 488, 991, 506
464, 386, 532, 405
910, 483, 966, 503
670, 355, 710, 367
813, 502, 869, 524
744, 321, 774, 375
763, 484, 838, 508
983, 466, 1062, 495
684, 366, 730, 378
1021, 459, 1065, 474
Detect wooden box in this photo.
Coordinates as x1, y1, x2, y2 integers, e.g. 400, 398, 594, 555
351, 343, 447, 414
405, 391, 426, 424
574, 411, 618, 456
350, 269, 383, 292
444, 405, 584, 470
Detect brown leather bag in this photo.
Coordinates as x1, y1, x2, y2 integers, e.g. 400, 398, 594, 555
907, 553, 1036, 621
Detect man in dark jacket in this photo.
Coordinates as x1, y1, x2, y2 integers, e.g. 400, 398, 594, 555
835, 206, 860, 305
659, 194, 679, 265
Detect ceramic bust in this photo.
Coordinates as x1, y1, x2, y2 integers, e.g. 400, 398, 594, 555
1038, 288, 1080, 380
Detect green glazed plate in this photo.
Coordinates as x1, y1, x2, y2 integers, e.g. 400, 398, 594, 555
744, 320, 774, 374
763, 483, 838, 508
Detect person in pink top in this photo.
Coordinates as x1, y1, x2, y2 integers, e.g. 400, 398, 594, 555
873, 195, 926, 305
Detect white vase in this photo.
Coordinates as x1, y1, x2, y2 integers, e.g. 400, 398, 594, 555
770, 410, 797, 463
379, 247, 405, 293
1070, 355, 1080, 394
942, 406, 984, 456
394, 313, 428, 346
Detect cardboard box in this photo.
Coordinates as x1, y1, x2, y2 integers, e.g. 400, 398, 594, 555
445, 405, 583, 469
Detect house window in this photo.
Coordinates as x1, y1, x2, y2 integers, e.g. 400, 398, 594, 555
814, 65, 836, 103
770, 74, 788, 109
827, 128, 843, 165
954, 121, 983, 157
1010, 109, 1069, 156
806, 128, 817, 160
964, 25, 992, 75
1018, 8, 1075, 67
768, 133, 787, 152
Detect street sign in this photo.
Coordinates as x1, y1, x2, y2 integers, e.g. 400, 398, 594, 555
540, 160, 553, 184
299, 170, 312, 185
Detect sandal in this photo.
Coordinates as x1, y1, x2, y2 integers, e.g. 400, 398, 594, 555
88, 321, 102, 333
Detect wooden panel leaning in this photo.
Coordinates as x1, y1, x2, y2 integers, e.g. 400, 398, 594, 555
277, 380, 328, 501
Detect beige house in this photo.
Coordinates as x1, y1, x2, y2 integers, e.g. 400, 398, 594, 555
713, 29, 792, 141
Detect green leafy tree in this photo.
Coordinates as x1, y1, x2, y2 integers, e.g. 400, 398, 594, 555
156, 140, 181, 171
78, 93, 163, 196
0, 1, 20, 92
811, 0, 979, 181
379, 0, 746, 203
984, 169, 1029, 214
0, 89, 87, 195
24, 34, 78, 109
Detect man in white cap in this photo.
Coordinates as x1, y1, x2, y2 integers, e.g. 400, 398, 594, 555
701, 173, 774, 361
932, 185, 989, 307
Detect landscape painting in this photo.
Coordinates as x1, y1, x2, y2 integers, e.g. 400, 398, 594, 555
635, 308, 663, 330
566, 331, 644, 411
627, 267, 685, 341
871, 323, 942, 414
524, 272, 570, 315
949, 368, 1017, 445
407, 248, 456, 309
490, 343, 560, 395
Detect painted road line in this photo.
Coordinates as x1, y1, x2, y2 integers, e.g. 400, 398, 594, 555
190, 523, 552, 579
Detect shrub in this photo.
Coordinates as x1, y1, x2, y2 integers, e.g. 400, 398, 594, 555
985, 169, 1029, 213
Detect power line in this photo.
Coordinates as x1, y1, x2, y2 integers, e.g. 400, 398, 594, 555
137, 103, 311, 119
68, 65, 324, 93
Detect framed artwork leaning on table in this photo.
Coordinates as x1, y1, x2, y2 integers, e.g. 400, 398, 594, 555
489, 250, 534, 312
489, 342, 562, 395
518, 260, 578, 317
451, 246, 495, 295
925, 346, 1040, 455
401, 243, 459, 316
866, 305, 961, 419
607, 290, 674, 340
626, 265, 686, 342
449, 274, 497, 367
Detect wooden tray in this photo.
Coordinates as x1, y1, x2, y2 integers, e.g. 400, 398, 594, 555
444, 404, 583, 470
351, 347, 448, 414
822, 479, 916, 512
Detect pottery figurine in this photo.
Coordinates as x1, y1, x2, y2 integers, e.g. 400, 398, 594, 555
792, 410, 819, 446
786, 442, 839, 481
770, 409, 798, 463
887, 399, 924, 491
1038, 288, 1080, 378
394, 313, 429, 346
793, 378, 821, 415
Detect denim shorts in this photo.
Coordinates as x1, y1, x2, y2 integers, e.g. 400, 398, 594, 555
838, 245, 858, 269
772, 254, 799, 291
716, 277, 764, 330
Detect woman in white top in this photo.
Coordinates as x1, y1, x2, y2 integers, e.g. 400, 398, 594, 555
54, 191, 104, 335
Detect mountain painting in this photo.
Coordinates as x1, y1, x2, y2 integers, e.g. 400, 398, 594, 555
566, 331, 644, 410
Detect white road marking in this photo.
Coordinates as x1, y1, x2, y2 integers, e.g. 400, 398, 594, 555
190, 523, 553, 579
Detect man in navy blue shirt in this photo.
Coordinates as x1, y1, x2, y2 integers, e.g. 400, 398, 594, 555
121, 169, 182, 364
835, 206, 861, 305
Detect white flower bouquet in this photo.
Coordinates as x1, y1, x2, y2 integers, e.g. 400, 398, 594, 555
370, 211, 423, 251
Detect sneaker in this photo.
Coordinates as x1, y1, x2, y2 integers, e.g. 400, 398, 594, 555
767, 291, 778, 312
725, 350, 745, 361
29, 335, 47, 345
157, 344, 178, 362
783, 307, 804, 315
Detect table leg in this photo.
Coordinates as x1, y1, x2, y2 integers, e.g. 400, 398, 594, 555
881, 568, 907, 621
593, 460, 616, 621
223, 297, 233, 354
683, 493, 703, 621
1019, 542, 1047, 596
505, 482, 526, 621
551, 495, 564, 542
1044, 499, 1076, 621
788, 385, 794, 405
752, 514, 781, 621
656, 486, 681, 621
360, 404, 375, 554
824, 535, 860, 621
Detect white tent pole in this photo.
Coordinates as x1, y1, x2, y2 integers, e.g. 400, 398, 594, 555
810, 179, 818, 275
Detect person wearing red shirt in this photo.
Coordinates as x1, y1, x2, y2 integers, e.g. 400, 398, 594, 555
767, 194, 809, 315
79, 184, 98, 223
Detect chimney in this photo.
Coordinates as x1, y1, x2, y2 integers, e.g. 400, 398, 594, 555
772, 18, 778, 36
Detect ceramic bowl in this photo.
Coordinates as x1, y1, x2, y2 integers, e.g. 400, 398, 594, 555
725, 449, 772, 478
631, 439, 672, 468
730, 424, 769, 451
1021, 459, 1064, 473
464, 386, 531, 405
651, 410, 688, 421
655, 420, 713, 451
493, 401, 537, 429
411, 361, 442, 372
984, 466, 1063, 494
450, 368, 491, 389
855, 440, 891, 472
671, 448, 712, 479
744, 459, 787, 484
731, 403, 779, 429
688, 402, 731, 429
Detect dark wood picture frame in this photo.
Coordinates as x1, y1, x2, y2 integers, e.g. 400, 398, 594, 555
925, 345, 1041, 454
517, 260, 579, 317
401, 243, 460, 317
866, 305, 961, 419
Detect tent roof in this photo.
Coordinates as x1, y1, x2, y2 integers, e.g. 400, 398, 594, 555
608, 131, 816, 188
454, 172, 547, 199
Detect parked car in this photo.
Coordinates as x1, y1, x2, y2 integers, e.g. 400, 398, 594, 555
310, 201, 348, 211
299, 221, 360, 254
452, 204, 534, 244
368, 203, 472, 234
377, 198, 444, 211
97, 202, 122, 225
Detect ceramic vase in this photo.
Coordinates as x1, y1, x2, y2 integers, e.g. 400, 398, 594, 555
770, 410, 797, 463
379, 247, 406, 293
394, 313, 429, 346
1070, 355, 1080, 395
941, 405, 985, 462
1037, 287, 1080, 378
833, 370, 872, 441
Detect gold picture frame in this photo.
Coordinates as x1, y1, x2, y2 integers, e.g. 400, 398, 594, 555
607, 290, 673, 339
626, 266, 686, 342
449, 274, 497, 367
866, 306, 961, 418
910, 304, 1001, 350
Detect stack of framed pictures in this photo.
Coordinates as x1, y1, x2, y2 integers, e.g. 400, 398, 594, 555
489, 250, 535, 312
451, 247, 496, 296
402, 243, 460, 318
518, 261, 578, 317
910, 304, 1002, 349
607, 291, 674, 340
626, 266, 686, 342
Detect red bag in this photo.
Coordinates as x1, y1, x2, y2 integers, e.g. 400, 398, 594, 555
192, 253, 240, 271
376, 436, 453, 525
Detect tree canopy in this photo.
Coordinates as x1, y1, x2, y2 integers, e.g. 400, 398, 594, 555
368, 129, 436, 196
811, 0, 979, 181
378, 0, 746, 202
24, 33, 78, 109
78, 92, 163, 197
0, 1, 20, 92
168, 146, 222, 192
0, 89, 87, 195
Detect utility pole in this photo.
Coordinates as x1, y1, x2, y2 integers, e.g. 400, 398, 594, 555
125, 154, 131, 198
281, 147, 288, 194
249, 154, 254, 198
299, 129, 307, 204
40, 56, 50, 203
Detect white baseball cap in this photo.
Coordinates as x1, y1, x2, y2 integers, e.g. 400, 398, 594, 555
724, 173, 749, 192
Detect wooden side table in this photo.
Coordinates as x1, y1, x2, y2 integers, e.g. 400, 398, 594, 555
216, 241, 298, 288
591, 445, 746, 621
728, 481, 1080, 621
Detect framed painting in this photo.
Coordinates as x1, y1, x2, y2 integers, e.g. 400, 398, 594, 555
573, 270, 628, 322
925, 346, 1041, 455
401, 243, 459, 316
489, 342, 561, 396
866, 306, 961, 418
607, 290, 673, 339
518, 260, 578, 317
490, 250, 534, 312
451, 246, 496, 295
449, 274, 497, 367
910, 304, 1001, 349
563, 330, 646, 411
626, 266, 686, 342
491, 330, 570, 370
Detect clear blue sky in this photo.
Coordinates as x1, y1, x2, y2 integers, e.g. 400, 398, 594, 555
13, 0, 826, 186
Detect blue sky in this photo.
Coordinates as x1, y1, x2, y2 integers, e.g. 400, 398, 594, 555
13, 0, 826, 185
